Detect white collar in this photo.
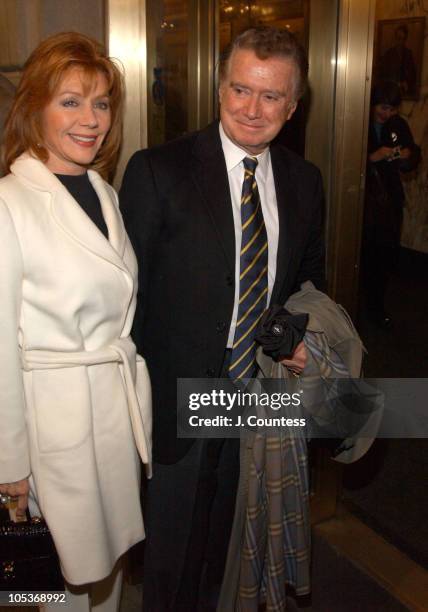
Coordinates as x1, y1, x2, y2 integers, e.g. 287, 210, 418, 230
219, 122, 270, 181
10, 152, 127, 267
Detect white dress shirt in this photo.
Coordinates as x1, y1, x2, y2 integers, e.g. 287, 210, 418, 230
219, 123, 279, 347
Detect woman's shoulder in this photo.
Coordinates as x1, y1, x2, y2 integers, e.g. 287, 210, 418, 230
0, 156, 53, 220
0, 174, 21, 224
5, 153, 59, 194
0, 171, 23, 200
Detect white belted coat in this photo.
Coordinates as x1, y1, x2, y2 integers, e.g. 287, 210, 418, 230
0, 153, 152, 585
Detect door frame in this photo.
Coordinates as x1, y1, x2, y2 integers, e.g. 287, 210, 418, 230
106, 0, 376, 521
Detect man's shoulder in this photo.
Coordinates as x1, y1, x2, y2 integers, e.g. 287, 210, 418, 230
271, 142, 321, 180
127, 122, 220, 171
127, 131, 198, 169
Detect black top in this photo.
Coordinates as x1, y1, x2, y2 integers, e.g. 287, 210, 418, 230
367, 114, 420, 205
56, 172, 109, 239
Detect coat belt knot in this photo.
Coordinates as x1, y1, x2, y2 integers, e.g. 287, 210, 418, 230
20, 337, 152, 470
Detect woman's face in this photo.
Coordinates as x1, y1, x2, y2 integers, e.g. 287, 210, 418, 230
41, 68, 111, 175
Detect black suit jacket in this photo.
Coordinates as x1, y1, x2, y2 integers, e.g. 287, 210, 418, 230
120, 121, 325, 463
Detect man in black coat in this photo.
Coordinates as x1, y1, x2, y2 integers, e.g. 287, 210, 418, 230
120, 26, 325, 611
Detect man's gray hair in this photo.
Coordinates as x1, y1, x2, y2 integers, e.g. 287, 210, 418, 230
219, 26, 308, 101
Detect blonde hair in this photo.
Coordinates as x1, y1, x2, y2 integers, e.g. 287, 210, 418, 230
3, 31, 124, 179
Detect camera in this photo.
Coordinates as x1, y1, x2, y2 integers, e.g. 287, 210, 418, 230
387, 146, 401, 162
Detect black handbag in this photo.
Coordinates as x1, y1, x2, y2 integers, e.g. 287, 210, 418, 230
0, 505, 64, 591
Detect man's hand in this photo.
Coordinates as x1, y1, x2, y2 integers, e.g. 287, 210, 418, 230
399, 147, 411, 159
280, 340, 307, 375
0, 478, 30, 518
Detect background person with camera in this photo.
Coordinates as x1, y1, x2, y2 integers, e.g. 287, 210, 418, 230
362, 80, 421, 329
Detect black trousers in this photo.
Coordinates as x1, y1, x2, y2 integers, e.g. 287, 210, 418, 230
362, 192, 403, 315
142, 438, 240, 612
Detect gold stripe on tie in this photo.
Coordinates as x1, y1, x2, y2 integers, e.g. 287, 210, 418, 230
239, 265, 268, 304
241, 221, 265, 256
236, 286, 268, 327
228, 341, 256, 371
232, 310, 265, 350
240, 242, 268, 281
235, 357, 256, 379
242, 202, 261, 231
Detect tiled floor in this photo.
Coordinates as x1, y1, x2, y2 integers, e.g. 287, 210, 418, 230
0, 578, 142, 612
344, 249, 428, 568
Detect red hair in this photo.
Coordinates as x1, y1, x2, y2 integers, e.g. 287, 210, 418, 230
2, 32, 124, 179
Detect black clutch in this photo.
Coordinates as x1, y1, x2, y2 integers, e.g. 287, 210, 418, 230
0, 505, 64, 591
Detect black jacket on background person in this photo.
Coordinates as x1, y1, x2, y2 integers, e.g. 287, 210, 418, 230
363, 112, 420, 322
367, 113, 420, 206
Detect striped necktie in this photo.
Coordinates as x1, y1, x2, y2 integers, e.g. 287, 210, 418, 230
229, 156, 268, 380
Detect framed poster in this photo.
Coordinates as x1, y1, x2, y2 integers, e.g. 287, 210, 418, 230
374, 17, 425, 100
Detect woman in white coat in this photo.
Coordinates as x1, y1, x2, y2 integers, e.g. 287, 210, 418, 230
0, 32, 151, 610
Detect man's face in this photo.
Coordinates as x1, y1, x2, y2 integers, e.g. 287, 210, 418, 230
373, 103, 397, 124
395, 29, 407, 48
219, 48, 298, 155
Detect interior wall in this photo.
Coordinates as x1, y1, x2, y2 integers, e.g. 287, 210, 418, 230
0, 0, 107, 172
40, 0, 105, 42
375, 0, 428, 253
0, 0, 104, 78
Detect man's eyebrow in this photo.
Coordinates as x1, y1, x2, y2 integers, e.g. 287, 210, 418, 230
262, 89, 287, 97
229, 81, 287, 97
229, 81, 250, 89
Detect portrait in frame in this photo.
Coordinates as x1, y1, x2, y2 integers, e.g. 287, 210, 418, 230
374, 16, 426, 100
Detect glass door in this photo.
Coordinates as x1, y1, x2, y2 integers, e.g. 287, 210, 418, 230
107, 0, 376, 524
217, 0, 310, 156
146, 0, 190, 145
0, 0, 106, 176
144, 0, 214, 147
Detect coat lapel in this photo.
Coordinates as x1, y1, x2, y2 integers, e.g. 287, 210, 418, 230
12, 154, 128, 273
88, 171, 126, 260
190, 122, 235, 274
270, 145, 298, 304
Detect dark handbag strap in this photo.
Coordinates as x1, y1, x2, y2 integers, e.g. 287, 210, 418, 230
0, 504, 50, 535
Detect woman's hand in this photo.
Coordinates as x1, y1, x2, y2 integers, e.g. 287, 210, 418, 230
0, 478, 30, 518
369, 146, 394, 162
